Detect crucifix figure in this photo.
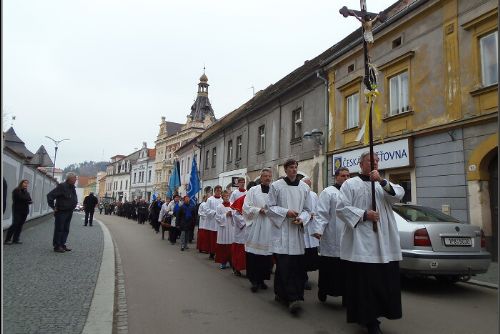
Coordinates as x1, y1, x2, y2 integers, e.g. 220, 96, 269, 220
340, 2, 386, 47
340, 1, 386, 232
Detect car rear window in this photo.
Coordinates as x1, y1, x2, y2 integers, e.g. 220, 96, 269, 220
392, 205, 461, 223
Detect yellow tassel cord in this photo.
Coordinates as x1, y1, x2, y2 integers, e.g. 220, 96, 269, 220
362, 90, 382, 145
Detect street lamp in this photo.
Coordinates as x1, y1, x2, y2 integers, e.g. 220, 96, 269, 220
303, 129, 324, 145
45, 136, 70, 178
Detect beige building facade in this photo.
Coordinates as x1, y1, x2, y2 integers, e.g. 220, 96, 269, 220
154, 73, 216, 198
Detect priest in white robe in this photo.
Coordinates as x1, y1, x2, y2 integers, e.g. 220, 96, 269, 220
206, 186, 223, 260
244, 170, 273, 293
337, 152, 404, 334
312, 166, 350, 303
268, 159, 311, 315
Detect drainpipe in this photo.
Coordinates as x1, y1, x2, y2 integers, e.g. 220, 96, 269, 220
316, 70, 329, 190
278, 98, 283, 177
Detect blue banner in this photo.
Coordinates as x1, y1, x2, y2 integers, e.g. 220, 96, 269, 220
167, 161, 181, 198
187, 155, 200, 205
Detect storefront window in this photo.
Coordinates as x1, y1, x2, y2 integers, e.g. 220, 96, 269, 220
389, 172, 412, 203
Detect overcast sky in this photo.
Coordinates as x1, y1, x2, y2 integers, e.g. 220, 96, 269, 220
3, 0, 395, 169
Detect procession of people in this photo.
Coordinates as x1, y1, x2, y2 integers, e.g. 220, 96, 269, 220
92, 154, 404, 334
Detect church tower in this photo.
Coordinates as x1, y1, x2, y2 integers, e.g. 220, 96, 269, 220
188, 71, 216, 125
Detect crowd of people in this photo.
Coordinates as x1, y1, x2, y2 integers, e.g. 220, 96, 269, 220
93, 153, 404, 334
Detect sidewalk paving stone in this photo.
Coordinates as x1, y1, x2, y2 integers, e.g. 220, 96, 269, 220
3, 213, 104, 334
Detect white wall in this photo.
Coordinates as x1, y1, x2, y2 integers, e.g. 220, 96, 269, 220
3, 152, 58, 230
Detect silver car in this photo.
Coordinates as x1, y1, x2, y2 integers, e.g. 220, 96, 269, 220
392, 203, 491, 283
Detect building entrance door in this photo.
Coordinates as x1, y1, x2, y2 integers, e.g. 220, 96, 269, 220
488, 153, 497, 262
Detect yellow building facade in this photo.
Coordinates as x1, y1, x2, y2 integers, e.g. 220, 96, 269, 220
326, 0, 498, 259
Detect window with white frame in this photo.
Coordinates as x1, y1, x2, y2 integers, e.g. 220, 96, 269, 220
227, 140, 233, 163
292, 108, 303, 140
236, 136, 242, 160
258, 125, 265, 152
389, 71, 409, 116
480, 31, 498, 86
346, 93, 360, 128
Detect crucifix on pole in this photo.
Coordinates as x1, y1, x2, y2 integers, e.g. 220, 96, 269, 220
340, 1, 386, 232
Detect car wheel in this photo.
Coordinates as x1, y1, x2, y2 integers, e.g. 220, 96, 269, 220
435, 275, 461, 284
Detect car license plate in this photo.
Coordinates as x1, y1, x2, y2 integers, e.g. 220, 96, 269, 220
444, 237, 472, 247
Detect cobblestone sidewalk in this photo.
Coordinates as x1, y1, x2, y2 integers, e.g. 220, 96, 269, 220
3, 213, 104, 334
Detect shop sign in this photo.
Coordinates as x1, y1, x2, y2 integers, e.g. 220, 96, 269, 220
332, 139, 410, 173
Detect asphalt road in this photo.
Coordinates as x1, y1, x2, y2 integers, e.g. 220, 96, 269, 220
99, 214, 498, 334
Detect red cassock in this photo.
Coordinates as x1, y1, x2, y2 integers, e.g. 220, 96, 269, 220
208, 230, 218, 254
215, 243, 232, 264
231, 243, 246, 271
196, 229, 210, 253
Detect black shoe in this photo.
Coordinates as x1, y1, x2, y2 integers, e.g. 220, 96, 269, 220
318, 291, 327, 303
259, 282, 268, 290
304, 281, 312, 290
62, 245, 72, 251
209, 254, 215, 260
13, 241, 23, 244
181, 247, 185, 251
288, 300, 302, 315
54, 247, 65, 253
233, 270, 242, 277
250, 284, 259, 293
367, 321, 382, 334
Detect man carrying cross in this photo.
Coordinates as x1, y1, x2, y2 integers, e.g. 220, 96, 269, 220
337, 152, 405, 334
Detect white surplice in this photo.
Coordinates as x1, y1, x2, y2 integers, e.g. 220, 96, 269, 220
243, 185, 272, 255
205, 196, 223, 232
158, 201, 169, 223
337, 176, 404, 263
304, 191, 320, 249
197, 202, 209, 230
230, 189, 246, 204
232, 212, 247, 244
312, 186, 344, 257
215, 204, 235, 244
268, 178, 311, 255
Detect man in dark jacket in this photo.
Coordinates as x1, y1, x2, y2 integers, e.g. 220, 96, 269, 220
47, 173, 78, 253
177, 195, 195, 251
83, 192, 98, 226
5, 179, 32, 244
137, 199, 148, 225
